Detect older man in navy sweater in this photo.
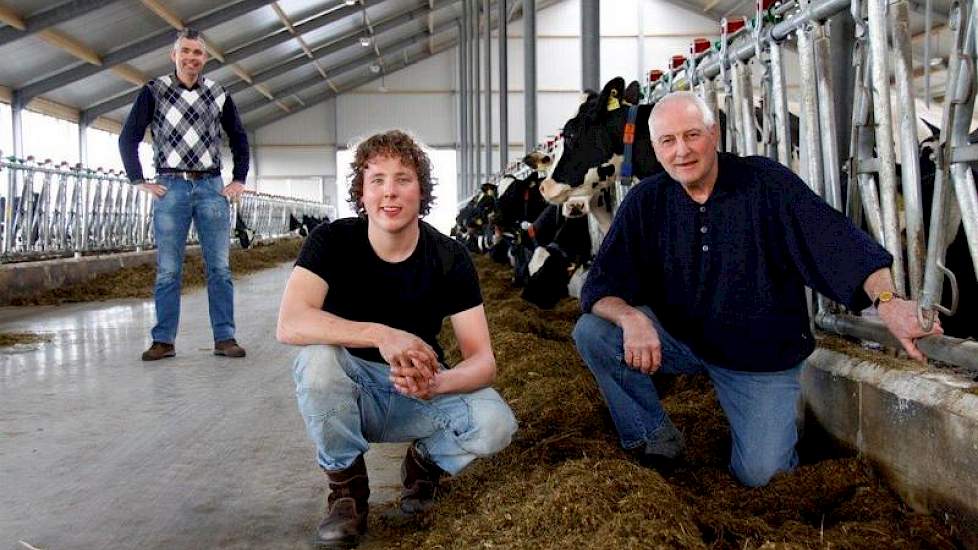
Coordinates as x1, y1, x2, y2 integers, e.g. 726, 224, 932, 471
572, 91, 941, 486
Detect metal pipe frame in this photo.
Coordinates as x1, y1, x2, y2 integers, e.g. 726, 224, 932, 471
890, 0, 926, 298
797, 24, 825, 197
813, 23, 843, 211
484, 0, 493, 179
524, 0, 537, 154
459, 19, 469, 201
816, 311, 978, 372
867, 0, 906, 295
498, 0, 509, 172
0, 159, 327, 262
769, 41, 792, 166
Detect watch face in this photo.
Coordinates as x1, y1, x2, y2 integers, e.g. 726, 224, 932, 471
879, 290, 894, 302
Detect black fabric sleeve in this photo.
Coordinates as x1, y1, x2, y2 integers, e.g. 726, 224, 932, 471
220, 95, 250, 182
445, 245, 483, 316
294, 222, 333, 286
580, 186, 647, 313
772, 162, 893, 311
118, 86, 154, 183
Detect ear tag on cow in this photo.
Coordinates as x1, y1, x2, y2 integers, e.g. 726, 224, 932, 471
607, 89, 621, 111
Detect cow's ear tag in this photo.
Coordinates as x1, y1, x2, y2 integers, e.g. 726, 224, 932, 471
607, 89, 621, 111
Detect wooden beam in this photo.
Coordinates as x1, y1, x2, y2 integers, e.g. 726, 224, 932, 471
230, 64, 254, 84
38, 28, 102, 65
253, 83, 274, 100
202, 37, 225, 63
110, 64, 148, 86
0, 3, 26, 30
140, 0, 184, 29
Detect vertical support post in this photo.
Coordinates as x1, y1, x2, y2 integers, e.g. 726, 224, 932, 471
769, 41, 791, 166
498, 0, 508, 172
524, 0, 537, 153
867, 0, 906, 294
828, 10, 856, 169
473, 0, 482, 187
459, 17, 467, 198
78, 122, 89, 168
890, 0, 925, 297
813, 24, 843, 211
581, 0, 600, 92
796, 26, 824, 197
483, 0, 492, 178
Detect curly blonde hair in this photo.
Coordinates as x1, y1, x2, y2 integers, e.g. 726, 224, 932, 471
347, 130, 435, 217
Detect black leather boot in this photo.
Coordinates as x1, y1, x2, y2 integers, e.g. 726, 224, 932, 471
316, 455, 369, 548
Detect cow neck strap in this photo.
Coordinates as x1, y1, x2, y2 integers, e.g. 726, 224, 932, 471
619, 105, 640, 185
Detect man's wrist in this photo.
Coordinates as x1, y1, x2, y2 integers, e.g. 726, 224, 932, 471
872, 290, 905, 309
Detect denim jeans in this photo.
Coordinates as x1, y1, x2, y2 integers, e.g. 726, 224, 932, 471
150, 175, 234, 344
572, 306, 802, 487
292, 345, 518, 475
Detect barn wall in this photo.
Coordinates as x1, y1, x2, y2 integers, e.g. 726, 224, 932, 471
250, 0, 778, 200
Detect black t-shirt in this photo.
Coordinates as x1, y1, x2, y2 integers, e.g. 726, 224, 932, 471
294, 217, 483, 364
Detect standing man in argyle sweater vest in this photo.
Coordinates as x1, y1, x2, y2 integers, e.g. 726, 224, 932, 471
119, 28, 250, 361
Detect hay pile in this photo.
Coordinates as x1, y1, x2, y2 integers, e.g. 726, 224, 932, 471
9, 237, 303, 306
366, 254, 958, 549
0, 332, 50, 347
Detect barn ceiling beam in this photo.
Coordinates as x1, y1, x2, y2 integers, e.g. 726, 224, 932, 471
81, 0, 361, 121
247, 40, 455, 130
271, 2, 338, 93
137, 0, 290, 113
237, 19, 457, 114
15, 0, 280, 104
228, 0, 449, 94
0, 0, 122, 46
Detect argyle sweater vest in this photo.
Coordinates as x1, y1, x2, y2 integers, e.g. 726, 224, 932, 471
148, 75, 226, 173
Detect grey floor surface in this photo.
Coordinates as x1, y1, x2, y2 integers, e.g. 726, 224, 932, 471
0, 264, 406, 550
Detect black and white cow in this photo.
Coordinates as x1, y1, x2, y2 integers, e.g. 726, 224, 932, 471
452, 182, 499, 253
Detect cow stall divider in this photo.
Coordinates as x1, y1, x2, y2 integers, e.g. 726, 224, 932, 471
632, 0, 978, 373
459, 0, 978, 373
0, 155, 331, 263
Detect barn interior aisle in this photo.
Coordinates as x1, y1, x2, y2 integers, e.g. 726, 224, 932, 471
0, 262, 406, 550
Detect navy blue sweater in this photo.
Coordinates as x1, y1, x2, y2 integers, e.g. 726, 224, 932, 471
580, 153, 893, 372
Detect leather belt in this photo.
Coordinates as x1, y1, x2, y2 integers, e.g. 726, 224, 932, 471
160, 170, 219, 181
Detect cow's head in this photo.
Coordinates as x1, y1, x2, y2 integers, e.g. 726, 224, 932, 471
540, 77, 635, 204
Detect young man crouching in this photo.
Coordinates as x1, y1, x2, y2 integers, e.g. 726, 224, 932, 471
277, 130, 517, 547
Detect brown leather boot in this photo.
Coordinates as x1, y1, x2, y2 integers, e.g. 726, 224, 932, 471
390, 444, 444, 518
316, 455, 370, 549
141, 342, 175, 361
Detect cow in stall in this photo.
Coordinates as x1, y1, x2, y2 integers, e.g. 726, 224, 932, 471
451, 182, 499, 253
289, 213, 330, 237
520, 203, 593, 308
488, 152, 553, 280
514, 78, 662, 306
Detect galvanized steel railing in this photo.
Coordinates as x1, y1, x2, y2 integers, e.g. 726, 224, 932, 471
1, 155, 331, 263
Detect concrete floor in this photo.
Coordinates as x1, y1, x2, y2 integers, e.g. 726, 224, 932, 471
0, 264, 406, 550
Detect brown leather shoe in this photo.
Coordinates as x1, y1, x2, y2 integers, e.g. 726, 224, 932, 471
141, 341, 175, 361
316, 455, 370, 548
385, 444, 445, 521
213, 339, 246, 358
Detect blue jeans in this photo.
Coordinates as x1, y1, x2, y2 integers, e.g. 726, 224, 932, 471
292, 345, 518, 475
572, 306, 802, 487
150, 175, 234, 344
